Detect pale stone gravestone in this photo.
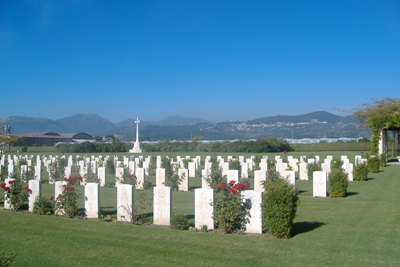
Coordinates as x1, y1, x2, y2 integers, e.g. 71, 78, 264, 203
321, 162, 331, 174
115, 167, 124, 186
242, 190, 262, 234
55, 181, 67, 215
34, 164, 41, 180
343, 163, 354, 181
354, 155, 362, 166
220, 162, 229, 177
128, 161, 135, 175
313, 171, 327, 197
201, 169, 212, 189
85, 183, 100, 219
195, 188, 214, 230
135, 168, 145, 189
97, 167, 106, 187
28, 180, 41, 212
20, 165, 28, 177
153, 186, 172, 226
7, 164, 14, 177
143, 161, 150, 176
241, 163, 249, 178
282, 170, 296, 185
178, 169, 189, 191
117, 184, 134, 222
4, 178, 15, 209
299, 162, 308, 180
188, 162, 196, 178
253, 170, 266, 192
64, 166, 71, 179
259, 162, 268, 172
227, 169, 239, 183
246, 158, 253, 171
156, 168, 166, 187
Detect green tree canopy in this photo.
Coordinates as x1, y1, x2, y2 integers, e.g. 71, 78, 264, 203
354, 98, 400, 154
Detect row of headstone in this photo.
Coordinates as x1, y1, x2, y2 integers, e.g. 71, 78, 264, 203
2, 180, 262, 234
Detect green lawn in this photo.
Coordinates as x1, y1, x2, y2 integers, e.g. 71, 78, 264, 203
1, 160, 399, 266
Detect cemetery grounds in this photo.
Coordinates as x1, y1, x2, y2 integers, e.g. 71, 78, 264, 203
0, 151, 399, 266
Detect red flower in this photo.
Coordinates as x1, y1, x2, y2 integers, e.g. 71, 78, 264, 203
63, 186, 75, 192
0, 182, 6, 188
229, 180, 235, 186
9, 180, 15, 185
219, 183, 226, 190
4, 186, 10, 191
25, 184, 32, 193
268, 169, 273, 174
50, 196, 54, 201
229, 188, 238, 195
57, 194, 63, 199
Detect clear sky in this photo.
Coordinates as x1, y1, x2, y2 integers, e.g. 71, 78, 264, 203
0, 0, 399, 123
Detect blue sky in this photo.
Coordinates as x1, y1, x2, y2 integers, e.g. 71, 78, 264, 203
0, 0, 399, 123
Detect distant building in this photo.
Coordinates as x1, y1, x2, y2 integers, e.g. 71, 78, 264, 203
9, 132, 94, 146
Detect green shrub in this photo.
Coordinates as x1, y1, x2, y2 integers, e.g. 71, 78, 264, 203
307, 162, 322, 180
171, 213, 190, 230
354, 163, 368, 181
329, 168, 348, 197
33, 196, 54, 215
0, 250, 17, 267
331, 159, 343, 170
379, 154, 386, 167
262, 177, 298, 238
368, 156, 380, 173
213, 181, 250, 234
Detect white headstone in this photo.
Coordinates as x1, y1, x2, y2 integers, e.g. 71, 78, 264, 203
85, 183, 99, 219
153, 186, 171, 226
178, 169, 189, 191
97, 167, 106, 187
28, 180, 41, 212
117, 184, 134, 222
227, 169, 239, 184
156, 168, 166, 187
313, 171, 327, 197
242, 190, 263, 234
55, 181, 67, 215
253, 170, 266, 192
188, 162, 196, 178
299, 162, 308, 180
201, 169, 211, 189
195, 188, 214, 230
282, 170, 296, 186
135, 168, 145, 189
343, 163, 354, 182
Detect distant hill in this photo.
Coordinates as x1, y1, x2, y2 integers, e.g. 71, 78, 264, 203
55, 113, 116, 136
2, 111, 370, 140
5, 116, 65, 133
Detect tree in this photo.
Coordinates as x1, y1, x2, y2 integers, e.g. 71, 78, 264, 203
354, 98, 400, 154
0, 135, 24, 151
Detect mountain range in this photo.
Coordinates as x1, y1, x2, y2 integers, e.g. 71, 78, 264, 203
2, 111, 370, 140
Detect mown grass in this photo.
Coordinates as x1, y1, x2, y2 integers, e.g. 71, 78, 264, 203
1, 160, 399, 266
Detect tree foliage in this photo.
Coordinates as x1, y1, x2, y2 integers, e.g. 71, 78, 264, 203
354, 98, 400, 154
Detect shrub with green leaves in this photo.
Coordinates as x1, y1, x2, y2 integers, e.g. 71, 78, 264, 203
0, 250, 17, 267
354, 163, 368, 181
329, 168, 348, 197
171, 212, 190, 230
368, 156, 380, 173
307, 162, 322, 180
33, 196, 54, 215
262, 176, 298, 238
379, 154, 386, 167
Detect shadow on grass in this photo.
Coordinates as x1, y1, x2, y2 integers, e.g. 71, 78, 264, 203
297, 190, 308, 195
292, 221, 326, 236
346, 192, 359, 197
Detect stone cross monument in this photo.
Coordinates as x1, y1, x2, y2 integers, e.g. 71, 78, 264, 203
129, 117, 142, 153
